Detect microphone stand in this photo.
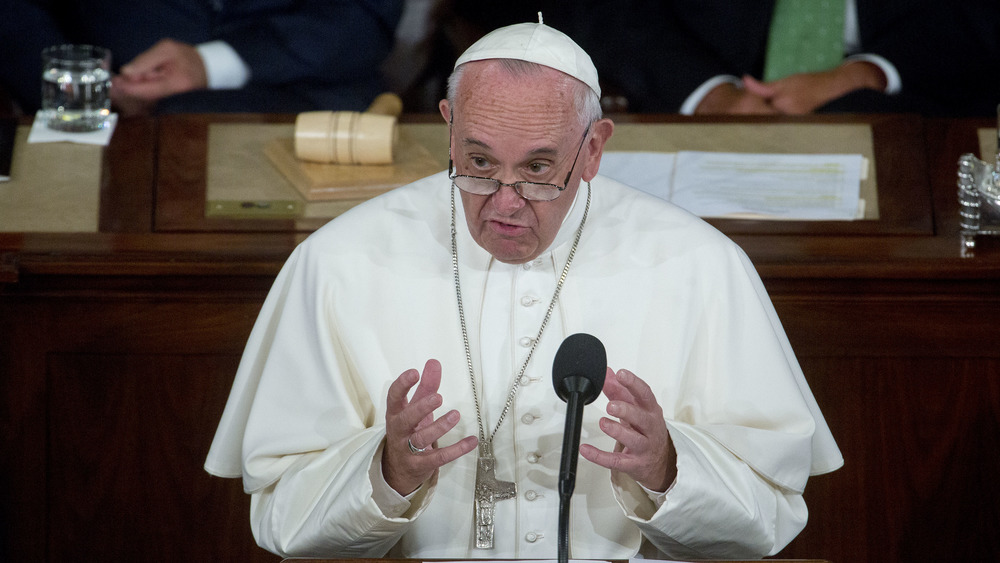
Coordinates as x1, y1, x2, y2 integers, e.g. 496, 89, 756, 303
552, 332, 606, 563
557, 377, 594, 563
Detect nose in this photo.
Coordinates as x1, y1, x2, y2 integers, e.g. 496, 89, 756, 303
490, 182, 527, 216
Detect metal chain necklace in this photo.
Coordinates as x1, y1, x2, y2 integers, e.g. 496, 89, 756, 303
450, 182, 591, 549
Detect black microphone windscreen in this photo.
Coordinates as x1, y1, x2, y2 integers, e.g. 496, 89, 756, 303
552, 333, 607, 404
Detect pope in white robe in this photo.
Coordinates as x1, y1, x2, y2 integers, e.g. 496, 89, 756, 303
204, 18, 843, 562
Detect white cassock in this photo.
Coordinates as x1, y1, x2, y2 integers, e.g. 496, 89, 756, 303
204, 171, 843, 560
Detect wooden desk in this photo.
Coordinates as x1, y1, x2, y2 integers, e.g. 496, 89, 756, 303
285, 560, 830, 563
2, 113, 998, 563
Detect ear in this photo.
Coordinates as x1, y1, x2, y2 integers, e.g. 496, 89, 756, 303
580, 118, 615, 182
438, 99, 451, 123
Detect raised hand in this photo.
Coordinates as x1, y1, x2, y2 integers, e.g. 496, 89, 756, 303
381, 359, 478, 495
580, 368, 677, 492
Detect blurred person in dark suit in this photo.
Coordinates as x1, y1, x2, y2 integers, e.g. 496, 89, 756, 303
444, 0, 1000, 117
0, 0, 403, 115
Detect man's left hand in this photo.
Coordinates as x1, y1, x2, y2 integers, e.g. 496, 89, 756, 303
580, 368, 677, 493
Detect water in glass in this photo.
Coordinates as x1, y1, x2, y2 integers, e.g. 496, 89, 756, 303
40, 45, 112, 132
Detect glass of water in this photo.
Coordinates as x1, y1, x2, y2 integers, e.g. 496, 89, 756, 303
40, 44, 112, 132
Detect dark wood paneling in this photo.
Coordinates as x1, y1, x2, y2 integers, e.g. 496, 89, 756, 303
771, 287, 1000, 358
0, 300, 48, 560
46, 353, 277, 562
0, 296, 279, 561
99, 116, 158, 233
781, 357, 1000, 562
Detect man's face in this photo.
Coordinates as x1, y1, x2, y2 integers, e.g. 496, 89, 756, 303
440, 62, 607, 264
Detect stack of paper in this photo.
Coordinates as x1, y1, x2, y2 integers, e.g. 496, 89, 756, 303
600, 151, 865, 221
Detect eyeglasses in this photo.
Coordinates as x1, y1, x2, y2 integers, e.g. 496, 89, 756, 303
447, 124, 591, 202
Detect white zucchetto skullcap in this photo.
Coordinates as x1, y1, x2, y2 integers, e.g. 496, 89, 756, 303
453, 12, 601, 98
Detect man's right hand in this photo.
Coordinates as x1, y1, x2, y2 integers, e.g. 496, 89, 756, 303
381, 359, 478, 496
111, 38, 208, 116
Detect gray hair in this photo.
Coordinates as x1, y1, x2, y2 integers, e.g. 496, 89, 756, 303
446, 59, 603, 129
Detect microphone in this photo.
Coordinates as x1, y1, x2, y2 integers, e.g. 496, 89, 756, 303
552, 333, 606, 563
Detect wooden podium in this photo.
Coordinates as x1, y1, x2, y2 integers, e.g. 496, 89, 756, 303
3, 113, 1000, 563
280, 560, 831, 563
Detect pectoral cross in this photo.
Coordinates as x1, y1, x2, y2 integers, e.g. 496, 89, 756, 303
474, 444, 517, 549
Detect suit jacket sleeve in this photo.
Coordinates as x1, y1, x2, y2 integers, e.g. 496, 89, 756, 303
216, 0, 403, 88
0, 0, 71, 110
855, 0, 1000, 115
564, 0, 775, 112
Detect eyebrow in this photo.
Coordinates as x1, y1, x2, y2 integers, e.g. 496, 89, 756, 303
459, 138, 491, 150
459, 137, 559, 157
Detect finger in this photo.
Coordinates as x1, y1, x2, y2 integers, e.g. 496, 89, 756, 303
410, 359, 442, 403
605, 370, 670, 445
386, 365, 446, 450
581, 439, 674, 492
584, 418, 669, 478
120, 39, 178, 78
386, 368, 421, 415
606, 397, 666, 440
119, 53, 169, 81
409, 360, 447, 431
408, 408, 461, 451
112, 79, 172, 101
741, 74, 774, 96
421, 435, 479, 465
610, 369, 660, 411
598, 416, 647, 452
579, 442, 628, 473
602, 370, 643, 432
390, 391, 443, 442
383, 434, 477, 496
601, 368, 637, 404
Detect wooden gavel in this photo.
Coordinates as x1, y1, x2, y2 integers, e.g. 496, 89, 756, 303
294, 93, 404, 164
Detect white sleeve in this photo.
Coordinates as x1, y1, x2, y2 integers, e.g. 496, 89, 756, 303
607, 240, 839, 559
679, 75, 742, 115
214, 243, 429, 558
250, 438, 438, 558
196, 40, 251, 89
844, 53, 902, 94
612, 421, 808, 559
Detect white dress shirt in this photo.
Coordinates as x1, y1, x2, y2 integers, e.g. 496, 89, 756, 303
196, 40, 251, 89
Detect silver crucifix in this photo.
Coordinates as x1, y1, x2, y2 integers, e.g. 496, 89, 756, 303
474, 444, 517, 549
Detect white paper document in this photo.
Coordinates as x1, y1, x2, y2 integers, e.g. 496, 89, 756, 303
600, 151, 864, 221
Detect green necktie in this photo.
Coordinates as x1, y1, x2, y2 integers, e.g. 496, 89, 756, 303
763, 0, 846, 81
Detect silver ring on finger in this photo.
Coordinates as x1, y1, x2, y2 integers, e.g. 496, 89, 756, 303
407, 437, 428, 454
